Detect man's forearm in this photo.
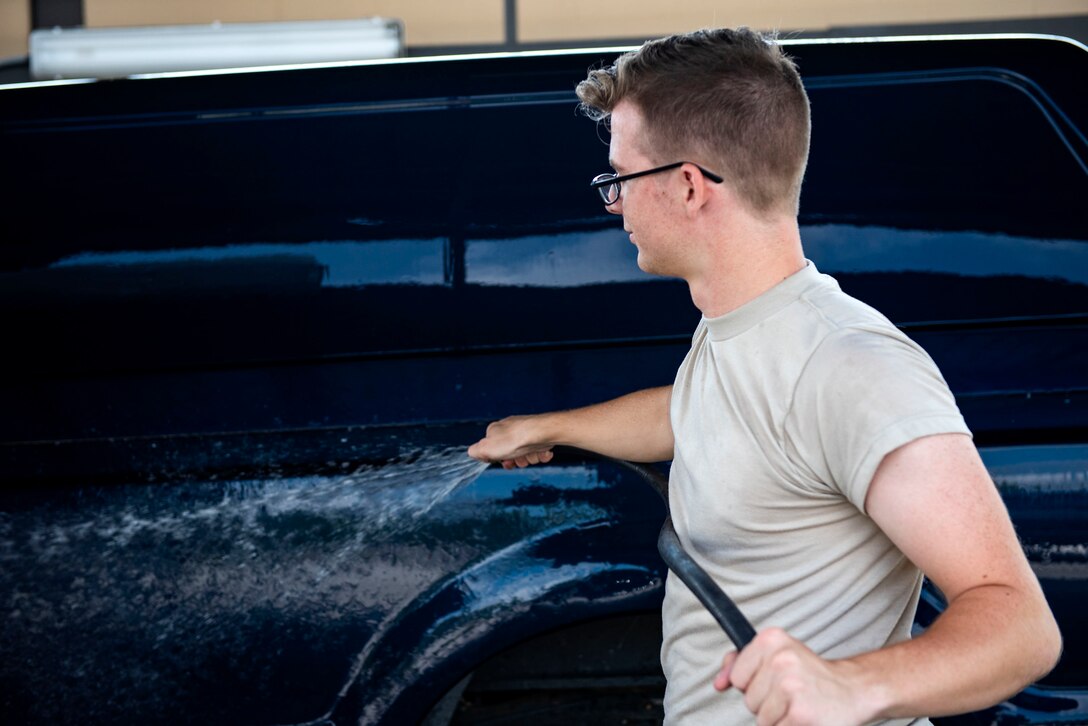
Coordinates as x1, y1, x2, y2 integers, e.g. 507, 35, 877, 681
847, 583, 1061, 721
542, 385, 675, 462
469, 385, 674, 465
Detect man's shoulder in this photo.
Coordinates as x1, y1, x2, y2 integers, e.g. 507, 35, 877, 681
796, 273, 899, 335
797, 316, 941, 401
763, 273, 916, 369
783, 274, 934, 380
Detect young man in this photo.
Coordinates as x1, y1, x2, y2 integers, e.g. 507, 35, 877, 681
467, 28, 1060, 725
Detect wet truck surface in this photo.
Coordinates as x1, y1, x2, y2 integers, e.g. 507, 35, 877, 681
1, 34, 1086, 724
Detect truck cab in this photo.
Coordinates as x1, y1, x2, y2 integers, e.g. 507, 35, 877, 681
1, 33, 1086, 724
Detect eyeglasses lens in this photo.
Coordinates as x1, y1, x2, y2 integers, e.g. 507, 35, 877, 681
591, 173, 621, 205
601, 181, 619, 204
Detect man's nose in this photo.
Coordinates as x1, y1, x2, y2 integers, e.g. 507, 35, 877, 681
606, 196, 623, 215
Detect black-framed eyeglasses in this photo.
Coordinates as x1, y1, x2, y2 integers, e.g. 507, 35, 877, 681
590, 161, 724, 205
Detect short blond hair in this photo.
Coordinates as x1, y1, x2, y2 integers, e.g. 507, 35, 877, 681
577, 27, 811, 216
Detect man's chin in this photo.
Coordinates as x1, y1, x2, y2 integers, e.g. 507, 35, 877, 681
635, 252, 661, 276
636, 255, 683, 281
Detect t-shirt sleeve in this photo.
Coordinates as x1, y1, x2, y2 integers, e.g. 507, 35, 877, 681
783, 326, 972, 513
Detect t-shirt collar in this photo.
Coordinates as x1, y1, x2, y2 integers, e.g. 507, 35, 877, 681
703, 260, 825, 342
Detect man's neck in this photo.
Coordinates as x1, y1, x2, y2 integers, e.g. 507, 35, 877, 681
686, 217, 806, 319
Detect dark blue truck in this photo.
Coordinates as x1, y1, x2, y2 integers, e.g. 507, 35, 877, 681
1, 33, 1086, 724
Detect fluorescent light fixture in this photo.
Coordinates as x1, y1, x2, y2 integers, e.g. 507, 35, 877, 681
29, 17, 403, 80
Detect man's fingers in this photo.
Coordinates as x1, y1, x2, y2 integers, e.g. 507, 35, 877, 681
714, 651, 738, 691
728, 642, 760, 692
745, 652, 787, 725
723, 628, 787, 696
492, 450, 555, 469
755, 688, 789, 726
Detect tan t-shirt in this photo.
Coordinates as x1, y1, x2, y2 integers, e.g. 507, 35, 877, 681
662, 261, 970, 725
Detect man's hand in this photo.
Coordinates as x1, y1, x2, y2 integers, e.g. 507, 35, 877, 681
467, 415, 555, 469
714, 628, 875, 726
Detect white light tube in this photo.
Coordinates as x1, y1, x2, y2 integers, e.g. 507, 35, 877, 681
29, 17, 403, 80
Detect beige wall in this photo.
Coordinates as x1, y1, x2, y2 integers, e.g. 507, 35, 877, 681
0, 0, 30, 59
519, 0, 1088, 42
85, 0, 505, 46
5, 0, 1085, 55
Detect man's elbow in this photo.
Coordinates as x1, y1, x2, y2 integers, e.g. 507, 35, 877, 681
1031, 609, 1063, 683
1021, 597, 1063, 686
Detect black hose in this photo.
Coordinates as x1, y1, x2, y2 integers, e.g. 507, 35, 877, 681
613, 458, 757, 650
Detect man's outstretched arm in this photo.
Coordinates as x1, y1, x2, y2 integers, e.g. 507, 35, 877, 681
467, 385, 674, 468
714, 433, 1062, 724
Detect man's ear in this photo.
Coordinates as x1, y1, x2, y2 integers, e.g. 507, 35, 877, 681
681, 163, 711, 212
